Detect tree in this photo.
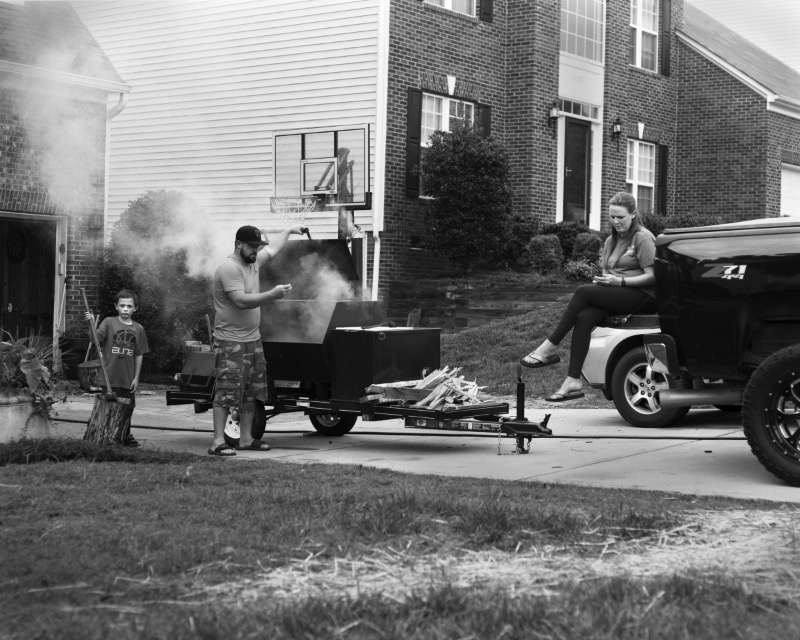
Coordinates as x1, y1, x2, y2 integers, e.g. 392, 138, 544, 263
419, 122, 513, 271
101, 190, 215, 375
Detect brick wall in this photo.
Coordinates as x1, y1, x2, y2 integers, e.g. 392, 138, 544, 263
383, 0, 508, 292
0, 81, 108, 328
675, 42, 769, 222
602, 0, 680, 226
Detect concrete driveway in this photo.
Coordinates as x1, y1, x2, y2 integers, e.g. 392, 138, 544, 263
50, 391, 800, 504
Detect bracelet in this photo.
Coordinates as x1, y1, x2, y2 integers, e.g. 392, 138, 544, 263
621, 277, 626, 287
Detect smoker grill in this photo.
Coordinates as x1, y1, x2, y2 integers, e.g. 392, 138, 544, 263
259, 239, 439, 402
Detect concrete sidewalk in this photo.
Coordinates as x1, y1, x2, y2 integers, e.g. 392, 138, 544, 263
50, 391, 800, 504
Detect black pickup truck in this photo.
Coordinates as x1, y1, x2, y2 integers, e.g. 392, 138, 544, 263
642, 217, 800, 485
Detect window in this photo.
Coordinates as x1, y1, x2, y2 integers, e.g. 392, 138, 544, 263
627, 140, 655, 213
560, 0, 605, 63
424, 0, 476, 17
629, 0, 658, 72
421, 93, 474, 146
406, 88, 488, 198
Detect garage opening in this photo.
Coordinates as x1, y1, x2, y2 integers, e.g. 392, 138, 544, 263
0, 214, 61, 339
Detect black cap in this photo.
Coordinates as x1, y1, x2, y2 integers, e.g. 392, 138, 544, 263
235, 225, 268, 246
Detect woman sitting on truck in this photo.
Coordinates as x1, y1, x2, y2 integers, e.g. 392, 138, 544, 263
520, 191, 657, 402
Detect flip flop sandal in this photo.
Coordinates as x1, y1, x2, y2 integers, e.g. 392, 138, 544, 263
208, 444, 236, 456
237, 439, 271, 451
520, 353, 561, 368
545, 390, 585, 403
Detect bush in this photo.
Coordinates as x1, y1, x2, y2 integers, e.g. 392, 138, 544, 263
101, 190, 216, 375
563, 259, 601, 282
639, 212, 724, 237
503, 213, 539, 270
420, 122, 513, 271
525, 234, 563, 274
539, 221, 592, 261
571, 232, 603, 264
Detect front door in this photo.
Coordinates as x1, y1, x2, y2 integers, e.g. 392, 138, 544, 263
563, 118, 592, 224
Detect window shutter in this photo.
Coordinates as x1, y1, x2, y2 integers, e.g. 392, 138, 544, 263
480, 103, 492, 137
406, 88, 423, 198
480, 0, 493, 22
660, 0, 671, 76
657, 145, 669, 215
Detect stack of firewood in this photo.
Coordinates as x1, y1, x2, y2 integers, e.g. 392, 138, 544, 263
365, 366, 486, 410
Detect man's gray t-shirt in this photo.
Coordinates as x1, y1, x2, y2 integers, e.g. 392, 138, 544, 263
213, 254, 261, 342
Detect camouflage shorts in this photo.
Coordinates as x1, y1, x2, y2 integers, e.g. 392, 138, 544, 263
212, 340, 267, 409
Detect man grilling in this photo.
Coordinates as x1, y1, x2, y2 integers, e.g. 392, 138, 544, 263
208, 224, 306, 457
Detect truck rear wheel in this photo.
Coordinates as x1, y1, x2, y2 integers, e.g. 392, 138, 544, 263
610, 346, 690, 428
742, 345, 800, 486
309, 412, 358, 436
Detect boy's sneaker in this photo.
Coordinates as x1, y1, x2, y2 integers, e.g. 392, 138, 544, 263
122, 435, 140, 448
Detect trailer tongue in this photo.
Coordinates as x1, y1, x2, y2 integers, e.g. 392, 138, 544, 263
166, 238, 552, 453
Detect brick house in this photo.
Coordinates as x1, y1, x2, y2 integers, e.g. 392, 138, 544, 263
0, 2, 128, 349
72, 0, 800, 301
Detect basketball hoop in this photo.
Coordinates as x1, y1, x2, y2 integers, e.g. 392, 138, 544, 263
270, 196, 320, 226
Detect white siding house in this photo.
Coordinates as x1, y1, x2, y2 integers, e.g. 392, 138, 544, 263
73, 0, 381, 242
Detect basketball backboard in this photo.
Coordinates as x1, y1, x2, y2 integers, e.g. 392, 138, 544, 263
273, 124, 371, 210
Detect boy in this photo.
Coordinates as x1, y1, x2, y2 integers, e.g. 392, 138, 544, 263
85, 289, 149, 447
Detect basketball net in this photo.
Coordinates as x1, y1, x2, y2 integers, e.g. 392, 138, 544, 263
270, 196, 320, 226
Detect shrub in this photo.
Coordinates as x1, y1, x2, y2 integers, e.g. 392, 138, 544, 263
640, 212, 724, 237
504, 213, 539, 270
539, 221, 591, 261
420, 122, 513, 271
571, 232, 603, 264
101, 190, 215, 375
525, 234, 563, 274
563, 259, 601, 282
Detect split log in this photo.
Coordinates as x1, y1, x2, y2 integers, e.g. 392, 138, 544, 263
83, 395, 133, 445
78, 359, 105, 392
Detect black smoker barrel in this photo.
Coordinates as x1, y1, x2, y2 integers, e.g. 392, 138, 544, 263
259, 240, 440, 401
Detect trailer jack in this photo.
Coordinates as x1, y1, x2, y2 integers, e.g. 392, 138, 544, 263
498, 366, 552, 455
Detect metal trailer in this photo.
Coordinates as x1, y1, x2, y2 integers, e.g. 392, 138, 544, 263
166, 239, 551, 452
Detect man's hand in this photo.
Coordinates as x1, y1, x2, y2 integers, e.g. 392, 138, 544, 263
270, 284, 293, 299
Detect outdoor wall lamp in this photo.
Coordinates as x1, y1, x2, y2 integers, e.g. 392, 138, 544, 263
611, 117, 623, 148
548, 101, 559, 138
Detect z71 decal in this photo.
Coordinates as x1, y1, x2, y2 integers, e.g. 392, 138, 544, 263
701, 264, 747, 280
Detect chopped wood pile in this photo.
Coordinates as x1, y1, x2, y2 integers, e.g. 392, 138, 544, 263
363, 366, 487, 411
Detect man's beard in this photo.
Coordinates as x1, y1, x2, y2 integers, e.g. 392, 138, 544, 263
239, 247, 257, 263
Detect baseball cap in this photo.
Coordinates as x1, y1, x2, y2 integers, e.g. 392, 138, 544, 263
235, 225, 268, 246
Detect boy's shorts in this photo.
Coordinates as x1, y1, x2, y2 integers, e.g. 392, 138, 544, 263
212, 340, 268, 409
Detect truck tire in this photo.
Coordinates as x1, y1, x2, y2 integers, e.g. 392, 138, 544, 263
742, 345, 800, 486
610, 346, 690, 428
309, 412, 358, 436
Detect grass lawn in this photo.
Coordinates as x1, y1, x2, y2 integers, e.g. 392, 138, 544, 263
2, 440, 800, 639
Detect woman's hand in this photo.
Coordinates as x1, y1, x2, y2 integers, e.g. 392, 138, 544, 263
592, 274, 624, 287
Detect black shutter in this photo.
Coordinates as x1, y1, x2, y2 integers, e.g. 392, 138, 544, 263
479, 0, 493, 23
658, 145, 669, 215
660, 0, 671, 76
406, 88, 423, 198
480, 103, 492, 137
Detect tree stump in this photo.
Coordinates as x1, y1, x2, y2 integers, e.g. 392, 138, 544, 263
83, 395, 133, 445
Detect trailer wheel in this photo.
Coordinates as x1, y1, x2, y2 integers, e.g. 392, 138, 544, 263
610, 346, 690, 428
742, 345, 800, 486
223, 402, 267, 447
309, 412, 357, 436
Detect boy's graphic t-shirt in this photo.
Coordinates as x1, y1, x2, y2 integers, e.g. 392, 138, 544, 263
95, 317, 149, 388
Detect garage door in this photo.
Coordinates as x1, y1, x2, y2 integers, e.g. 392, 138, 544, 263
781, 163, 800, 216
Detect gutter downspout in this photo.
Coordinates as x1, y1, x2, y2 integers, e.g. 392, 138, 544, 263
371, 0, 390, 302
104, 92, 128, 238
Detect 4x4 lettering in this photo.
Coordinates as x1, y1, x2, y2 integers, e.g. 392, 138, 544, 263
701, 264, 747, 280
